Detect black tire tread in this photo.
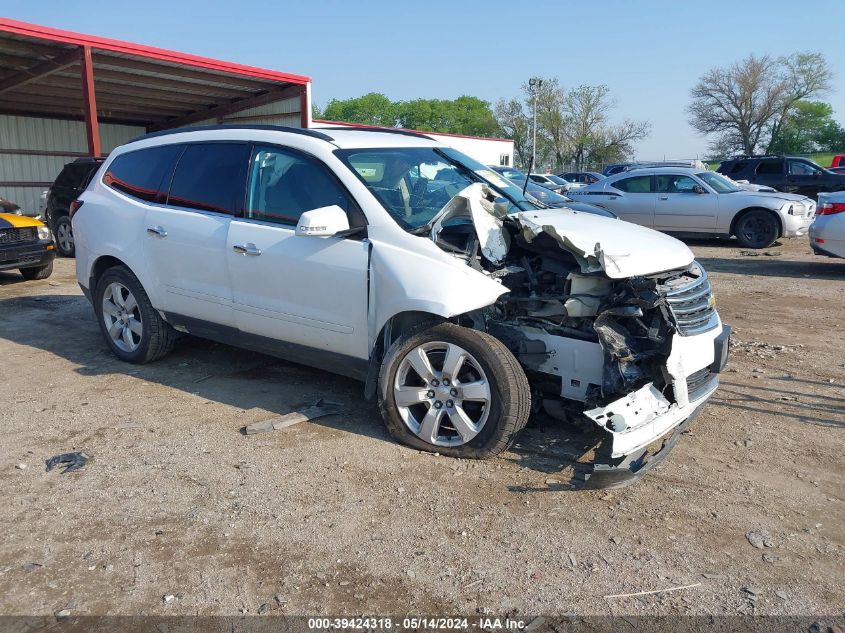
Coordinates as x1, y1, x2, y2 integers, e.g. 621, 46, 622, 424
19, 261, 53, 280
734, 208, 779, 249
378, 321, 531, 459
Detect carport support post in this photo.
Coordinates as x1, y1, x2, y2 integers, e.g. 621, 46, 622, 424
80, 45, 101, 158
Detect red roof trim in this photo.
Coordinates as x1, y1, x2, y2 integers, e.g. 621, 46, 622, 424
0, 17, 311, 85
313, 119, 512, 143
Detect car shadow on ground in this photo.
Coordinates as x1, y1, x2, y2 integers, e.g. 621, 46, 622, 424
713, 378, 845, 429
0, 292, 609, 488
0, 292, 392, 445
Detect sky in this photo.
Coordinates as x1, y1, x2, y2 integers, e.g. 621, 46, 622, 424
2, 0, 844, 159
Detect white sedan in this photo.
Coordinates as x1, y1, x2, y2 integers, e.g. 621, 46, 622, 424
810, 192, 845, 258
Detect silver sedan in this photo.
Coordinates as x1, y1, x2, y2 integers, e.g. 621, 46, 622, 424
567, 167, 815, 248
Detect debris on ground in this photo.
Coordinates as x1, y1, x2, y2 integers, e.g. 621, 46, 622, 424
604, 582, 701, 599
243, 399, 343, 435
15, 463, 27, 470
45, 451, 90, 474
746, 529, 774, 549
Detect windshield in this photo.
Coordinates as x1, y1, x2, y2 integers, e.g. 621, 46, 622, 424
546, 175, 568, 185
335, 147, 538, 230
495, 167, 527, 180
696, 171, 742, 193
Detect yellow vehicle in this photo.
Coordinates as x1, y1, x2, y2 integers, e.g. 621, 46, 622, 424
0, 212, 56, 280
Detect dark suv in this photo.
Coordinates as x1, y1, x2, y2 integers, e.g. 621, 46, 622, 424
717, 155, 845, 199
45, 157, 104, 256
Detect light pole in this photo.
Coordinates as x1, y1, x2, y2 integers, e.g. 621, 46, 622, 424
528, 77, 542, 170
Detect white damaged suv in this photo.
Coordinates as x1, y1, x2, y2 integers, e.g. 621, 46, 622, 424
73, 125, 730, 486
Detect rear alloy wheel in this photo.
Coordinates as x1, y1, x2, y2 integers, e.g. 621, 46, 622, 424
378, 322, 530, 459
735, 210, 779, 249
54, 215, 75, 257
94, 265, 176, 363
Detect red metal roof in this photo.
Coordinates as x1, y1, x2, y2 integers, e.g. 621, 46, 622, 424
0, 17, 310, 84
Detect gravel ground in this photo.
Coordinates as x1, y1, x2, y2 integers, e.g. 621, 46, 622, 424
0, 238, 843, 622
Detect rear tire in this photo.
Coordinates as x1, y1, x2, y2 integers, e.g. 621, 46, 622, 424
93, 265, 176, 364
378, 322, 531, 459
53, 215, 75, 257
19, 261, 53, 280
734, 210, 779, 249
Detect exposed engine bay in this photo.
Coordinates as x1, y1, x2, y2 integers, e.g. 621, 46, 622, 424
428, 184, 724, 473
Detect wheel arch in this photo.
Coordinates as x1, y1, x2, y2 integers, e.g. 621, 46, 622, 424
364, 310, 448, 400
730, 206, 783, 238
89, 255, 133, 293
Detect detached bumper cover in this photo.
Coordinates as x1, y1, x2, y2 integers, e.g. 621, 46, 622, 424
579, 325, 731, 488
0, 240, 55, 271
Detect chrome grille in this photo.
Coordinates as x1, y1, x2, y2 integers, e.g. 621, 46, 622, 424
0, 227, 38, 245
664, 265, 718, 336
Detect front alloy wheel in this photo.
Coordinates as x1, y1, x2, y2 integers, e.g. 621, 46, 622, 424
394, 342, 492, 447
378, 322, 531, 459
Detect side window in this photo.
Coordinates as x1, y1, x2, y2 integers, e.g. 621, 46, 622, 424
788, 160, 820, 176
103, 145, 182, 203
655, 174, 700, 193
728, 160, 749, 175
755, 159, 784, 175
245, 146, 352, 226
613, 175, 652, 193
167, 143, 250, 215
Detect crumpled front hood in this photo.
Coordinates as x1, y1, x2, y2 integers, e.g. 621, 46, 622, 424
515, 209, 694, 278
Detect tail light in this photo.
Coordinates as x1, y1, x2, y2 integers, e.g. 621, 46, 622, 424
818, 202, 845, 216
69, 199, 84, 219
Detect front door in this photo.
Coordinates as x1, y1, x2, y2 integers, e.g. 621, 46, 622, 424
653, 173, 717, 232
786, 159, 824, 197
226, 145, 369, 361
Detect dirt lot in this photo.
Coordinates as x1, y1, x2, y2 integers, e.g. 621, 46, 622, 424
0, 238, 843, 623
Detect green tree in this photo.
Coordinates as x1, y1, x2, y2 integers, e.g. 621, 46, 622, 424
321, 92, 397, 127
396, 96, 501, 136
768, 100, 845, 154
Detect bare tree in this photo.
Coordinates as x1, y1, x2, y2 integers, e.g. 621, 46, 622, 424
494, 98, 531, 166
532, 78, 569, 168
688, 52, 832, 156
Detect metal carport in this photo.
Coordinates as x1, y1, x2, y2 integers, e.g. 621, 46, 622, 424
0, 17, 311, 214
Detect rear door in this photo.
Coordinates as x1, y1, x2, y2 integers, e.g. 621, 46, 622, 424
653, 173, 717, 232
753, 158, 786, 190
226, 144, 369, 360
602, 175, 655, 226
143, 142, 250, 327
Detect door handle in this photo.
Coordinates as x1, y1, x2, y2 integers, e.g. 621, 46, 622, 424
659, 196, 669, 200
146, 225, 167, 237
233, 243, 261, 256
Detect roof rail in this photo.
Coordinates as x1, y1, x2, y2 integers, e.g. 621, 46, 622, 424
315, 125, 434, 140
130, 124, 335, 144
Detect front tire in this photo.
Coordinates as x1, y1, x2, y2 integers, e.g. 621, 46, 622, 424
735, 210, 779, 248
53, 215, 75, 257
93, 265, 176, 364
378, 322, 531, 459
19, 261, 53, 280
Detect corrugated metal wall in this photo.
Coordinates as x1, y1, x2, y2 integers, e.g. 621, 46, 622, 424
0, 94, 302, 216
193, 95, 302, 127
0, 114, 143, 215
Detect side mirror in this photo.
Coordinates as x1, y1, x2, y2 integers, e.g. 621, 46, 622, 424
295, 205, 350, 237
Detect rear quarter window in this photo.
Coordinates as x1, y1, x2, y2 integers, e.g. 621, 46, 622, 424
103, 145, 183, 203
612, 175, 652, 193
